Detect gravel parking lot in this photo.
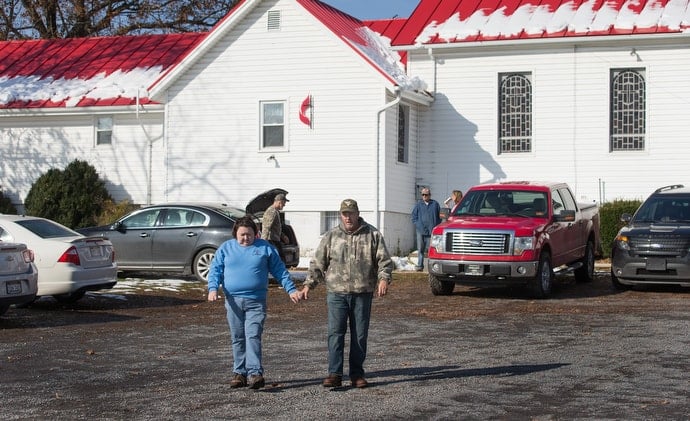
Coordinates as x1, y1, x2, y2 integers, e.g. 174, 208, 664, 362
1, 268, 688, 420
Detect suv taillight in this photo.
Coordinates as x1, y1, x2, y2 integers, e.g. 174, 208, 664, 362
57, 246, 81, 265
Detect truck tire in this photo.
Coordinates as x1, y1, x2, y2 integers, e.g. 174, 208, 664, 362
429, 274, 455, 295
574, 239, 595, 283
529, 252, 553, 298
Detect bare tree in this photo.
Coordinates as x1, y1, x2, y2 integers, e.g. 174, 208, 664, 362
0, 0, 239, 40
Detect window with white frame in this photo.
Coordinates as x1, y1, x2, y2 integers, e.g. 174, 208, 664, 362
498, 72, 532, 153
397, 104, 409, 163
261, 101, 285, 149
321, 211, 340, 235
610, 68, 646, 151
96, 116, 113, 145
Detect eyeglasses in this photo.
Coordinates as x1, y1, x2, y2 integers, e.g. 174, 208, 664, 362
422, 193, 430, 196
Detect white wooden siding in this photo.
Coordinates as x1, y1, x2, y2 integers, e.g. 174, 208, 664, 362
0, 112, 164, 207
162, 0, 408, 253
409, 39, 690, 205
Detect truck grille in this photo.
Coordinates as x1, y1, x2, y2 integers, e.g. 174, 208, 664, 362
628, 235, 690, 258
445, 230, 511, 255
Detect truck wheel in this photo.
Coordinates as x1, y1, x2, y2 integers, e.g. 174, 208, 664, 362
429, 274, 455, 296
610, 269, 632, 291
193, 248, 216, 283
529, 252, 553, 298
574, 240, 595, 283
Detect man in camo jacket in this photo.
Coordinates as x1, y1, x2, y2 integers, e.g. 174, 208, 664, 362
303, 198, 394, 389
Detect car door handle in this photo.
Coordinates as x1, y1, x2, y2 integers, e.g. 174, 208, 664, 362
139, 233, 150, 238
186, 232, 198, 237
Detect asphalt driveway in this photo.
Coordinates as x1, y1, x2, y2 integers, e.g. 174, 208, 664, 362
1, 270, 688, 420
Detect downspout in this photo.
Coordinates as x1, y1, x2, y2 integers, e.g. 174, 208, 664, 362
427, 47, 437, 95
136, 87, 153, 205
375, 86, 402, 229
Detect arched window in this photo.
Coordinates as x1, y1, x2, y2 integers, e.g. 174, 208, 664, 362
499, 73, 532, 153
610, 69, 646, 151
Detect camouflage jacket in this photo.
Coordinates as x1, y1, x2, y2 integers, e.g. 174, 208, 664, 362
261, 205, 281, 242
305, 217, 393, 294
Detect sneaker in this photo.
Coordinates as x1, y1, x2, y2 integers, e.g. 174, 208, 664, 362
248, 374, 265, 389
322, 374, 342, 388
230, 373, 247, 388
351, 376, 368, 388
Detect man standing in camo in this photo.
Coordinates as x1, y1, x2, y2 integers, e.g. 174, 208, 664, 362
302, 198, 394, 389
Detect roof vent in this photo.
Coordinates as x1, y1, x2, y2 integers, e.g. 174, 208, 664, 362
267, 10, 281, 31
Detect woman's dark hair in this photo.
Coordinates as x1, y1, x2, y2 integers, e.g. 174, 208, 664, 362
232, 215, 258, 237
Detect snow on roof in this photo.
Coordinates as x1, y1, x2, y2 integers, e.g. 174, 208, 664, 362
298, 0, 425, 90
0, 33, 206, 109
376, 0, 690, 47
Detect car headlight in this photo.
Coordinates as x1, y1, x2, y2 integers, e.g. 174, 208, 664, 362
513, 236, 534, 255
430, 234, 444, 251
615, 234, 630, 251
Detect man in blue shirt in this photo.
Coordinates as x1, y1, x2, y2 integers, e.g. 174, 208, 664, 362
411, 187, 441, 271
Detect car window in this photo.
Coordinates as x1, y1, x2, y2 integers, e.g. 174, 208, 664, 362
14, 219, 80, 238
162, 210, 185, 226
183, 210, 206, 226
123, 209, 161, 228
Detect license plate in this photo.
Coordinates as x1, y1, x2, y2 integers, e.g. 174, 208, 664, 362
646, 258, 666, 271
465, 264, 484, 276
6, 281, 21, 295
90, 246, 103, 257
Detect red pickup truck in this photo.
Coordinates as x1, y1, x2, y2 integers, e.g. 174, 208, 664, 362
428, 181, 601, 298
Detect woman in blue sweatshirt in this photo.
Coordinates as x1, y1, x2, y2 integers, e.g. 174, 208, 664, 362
208, 216, 302, 389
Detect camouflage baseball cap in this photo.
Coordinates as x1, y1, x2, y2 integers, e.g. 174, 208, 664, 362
340, 198, 359, 213
275, 193, 289, 202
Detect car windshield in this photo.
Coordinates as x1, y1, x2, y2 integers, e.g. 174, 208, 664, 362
453, 190, 548, 218
15, 219, 80, 238
633, 196, 690, 223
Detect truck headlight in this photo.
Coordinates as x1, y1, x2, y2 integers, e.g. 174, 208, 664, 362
513, 236, 534, 255
615, 234, 630, 251
430, 234, 444, 251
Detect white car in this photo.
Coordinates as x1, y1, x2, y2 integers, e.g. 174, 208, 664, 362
0, 241, 38, 316
0, 215, 117, 303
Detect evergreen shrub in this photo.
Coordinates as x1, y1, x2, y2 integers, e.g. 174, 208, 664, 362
599, 199, 642, 258
24, 160, 112, 229
0, 190, 17, 214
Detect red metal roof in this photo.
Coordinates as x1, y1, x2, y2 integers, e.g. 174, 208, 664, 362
379, 0, 690, 46
0, 33, 206, 109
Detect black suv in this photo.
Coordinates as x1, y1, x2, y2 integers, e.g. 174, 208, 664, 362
611, 184, 690, 289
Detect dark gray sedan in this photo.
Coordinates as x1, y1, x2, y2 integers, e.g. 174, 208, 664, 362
78, 193, 299, 282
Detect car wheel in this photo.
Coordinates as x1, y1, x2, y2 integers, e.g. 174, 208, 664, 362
529, 252, 553, 298
575, 240, 595, 283
429, 274, 455, 295
193, 248, 216, 283
611, 269, 632, 291
0, 304, 9, 316
54, 290, 86, 304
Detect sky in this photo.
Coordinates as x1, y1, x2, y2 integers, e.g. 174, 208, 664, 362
321, 0, 419, 20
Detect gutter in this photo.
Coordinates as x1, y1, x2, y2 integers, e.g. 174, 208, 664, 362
375, 86, 402, 229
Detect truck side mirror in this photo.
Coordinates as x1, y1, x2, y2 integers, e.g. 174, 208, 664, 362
554, 210, 576, 222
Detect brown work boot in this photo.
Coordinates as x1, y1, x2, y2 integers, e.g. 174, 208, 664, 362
230, 373, 247, 388
351, 376, 368, 388
322, 374, 342, 388
248, 374, 265, 390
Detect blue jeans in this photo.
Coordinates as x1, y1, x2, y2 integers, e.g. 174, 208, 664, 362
224, 296, 267, 376
416, 232, 431, 269
327, 292, 373, 378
